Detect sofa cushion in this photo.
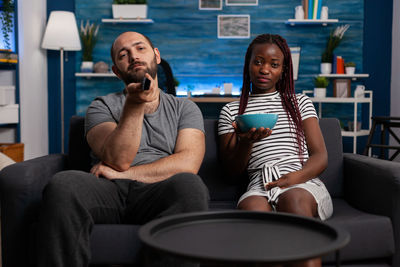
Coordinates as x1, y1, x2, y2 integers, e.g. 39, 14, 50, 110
323, 199, 395, 263
319, 118, 344, 198
200, 118, 345, 200
199, 119, 247, 201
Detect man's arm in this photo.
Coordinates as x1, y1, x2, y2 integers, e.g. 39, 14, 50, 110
86, 74, 159, 171
91, 128, 205, 183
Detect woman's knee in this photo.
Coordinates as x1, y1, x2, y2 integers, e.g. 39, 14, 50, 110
238, 196, 272, 212
276, 188, 317, 217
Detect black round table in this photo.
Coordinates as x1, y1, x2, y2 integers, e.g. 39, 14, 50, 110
139, 211, 350, 266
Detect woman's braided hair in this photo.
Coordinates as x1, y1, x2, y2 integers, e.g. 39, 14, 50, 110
239, 34, 305, 156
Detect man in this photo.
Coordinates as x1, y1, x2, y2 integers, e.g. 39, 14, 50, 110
36, 32, 209, 266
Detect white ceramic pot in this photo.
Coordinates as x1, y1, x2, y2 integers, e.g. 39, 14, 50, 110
321, 6, 329, 20
81, 61, 94, 73
314, 88, 327, 98
112, 4, 148, 19
320, 63, 332, 74
345, 66, 355, 75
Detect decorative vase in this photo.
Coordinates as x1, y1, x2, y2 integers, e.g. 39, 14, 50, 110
112, 4, 148, 19
314, 88, 327, 98
81, 61, 94, 73
320, 63, 332, 74
345, 66, 355, 75
321, 6, 329, 20
94, 61, 109, 73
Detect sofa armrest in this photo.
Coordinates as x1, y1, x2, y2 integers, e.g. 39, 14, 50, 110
343, 153, 400, 216
343, 153, 400, 266
0, 154, 67, 267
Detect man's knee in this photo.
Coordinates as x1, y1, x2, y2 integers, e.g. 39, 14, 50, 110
44, 170, 94, 203
166, 173, 209, 211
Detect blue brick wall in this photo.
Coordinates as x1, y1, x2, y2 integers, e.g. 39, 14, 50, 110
75, 0, 365, 118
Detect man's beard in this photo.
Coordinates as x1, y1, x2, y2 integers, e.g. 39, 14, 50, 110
118, 55, 158, 85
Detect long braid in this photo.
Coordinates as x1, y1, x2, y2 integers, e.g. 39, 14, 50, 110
239, 34, 306, 158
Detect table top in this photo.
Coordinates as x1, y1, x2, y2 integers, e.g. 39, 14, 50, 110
139, 211, 350, 264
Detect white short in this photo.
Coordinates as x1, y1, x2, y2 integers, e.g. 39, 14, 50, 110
238, 178, 333, 220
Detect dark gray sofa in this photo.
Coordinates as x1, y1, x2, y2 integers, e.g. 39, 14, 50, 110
0, 116, 399, 266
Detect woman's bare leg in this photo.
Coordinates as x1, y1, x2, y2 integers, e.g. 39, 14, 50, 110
277, 188, 320, 267
237, 195, 273, 211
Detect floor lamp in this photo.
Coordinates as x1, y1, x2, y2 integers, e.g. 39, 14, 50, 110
42, 11, 81, 153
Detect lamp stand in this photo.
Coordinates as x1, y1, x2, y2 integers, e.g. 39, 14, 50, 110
60, 48, 65, 154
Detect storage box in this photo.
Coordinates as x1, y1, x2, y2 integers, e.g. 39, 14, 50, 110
0, 86, 16, 105
0, 143, 24, 162
0, 70, 16, 86
0, 104, 19, 123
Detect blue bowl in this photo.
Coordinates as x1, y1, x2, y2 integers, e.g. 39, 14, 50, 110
235, 113, 279, 132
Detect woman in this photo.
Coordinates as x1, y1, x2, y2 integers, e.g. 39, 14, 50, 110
218, 34, 333, 266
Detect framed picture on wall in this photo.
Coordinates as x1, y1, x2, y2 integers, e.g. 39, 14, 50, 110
226, 0, 258, 6
199, 0, 222, 10
290, 47, 301, 81
333, 79, 351, 97
218, 15, 250, 39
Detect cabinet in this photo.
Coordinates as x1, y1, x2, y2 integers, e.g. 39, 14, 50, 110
303, 90, 373, 154
0, 66, 19, 142
0, 2, 19, 143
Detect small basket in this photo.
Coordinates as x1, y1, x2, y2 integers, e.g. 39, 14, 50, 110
0, 143, 24, 162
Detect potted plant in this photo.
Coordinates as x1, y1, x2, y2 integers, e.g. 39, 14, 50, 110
112, 0, 148, 19
313, 76, 329, 98
320, 24, 350, 74
345, 62, 356, 75
0, 0, 14, 52
79, 20, 99, 73
174, 77, 180, 88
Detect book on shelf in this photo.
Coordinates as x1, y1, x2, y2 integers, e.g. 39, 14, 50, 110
332, 54, 337, 74
303, 0, 323, 20
302, 0, 309, 20
336, 56, 345, 74
313, 0, 318, 19
0, 52, 18, 64
308, 0, 313, 19
316, 0, 322, 19
0, 58, 18, 64
0, 52, 18, 60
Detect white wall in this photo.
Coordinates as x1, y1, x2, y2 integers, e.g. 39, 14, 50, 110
18, 0, 48, 159
390, 0, 400, 161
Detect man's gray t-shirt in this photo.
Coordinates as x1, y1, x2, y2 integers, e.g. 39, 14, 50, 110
85, 90, 204, 166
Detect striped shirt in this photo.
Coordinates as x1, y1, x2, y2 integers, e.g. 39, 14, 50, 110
218, 91, 318, 193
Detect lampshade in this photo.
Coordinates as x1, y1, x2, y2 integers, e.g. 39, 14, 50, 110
42, 11, 81, 51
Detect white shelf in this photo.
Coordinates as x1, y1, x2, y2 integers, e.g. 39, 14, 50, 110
304, 90, 373, 154
75, 72, 116, 78
341, 130, 370, 137
286, 19, 339, 26
309, 96, 372, 103
318, 74, 370, 80
101, 18, 154, 24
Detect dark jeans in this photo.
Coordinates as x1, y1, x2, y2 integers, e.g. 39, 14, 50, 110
36, 170, 209, 267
